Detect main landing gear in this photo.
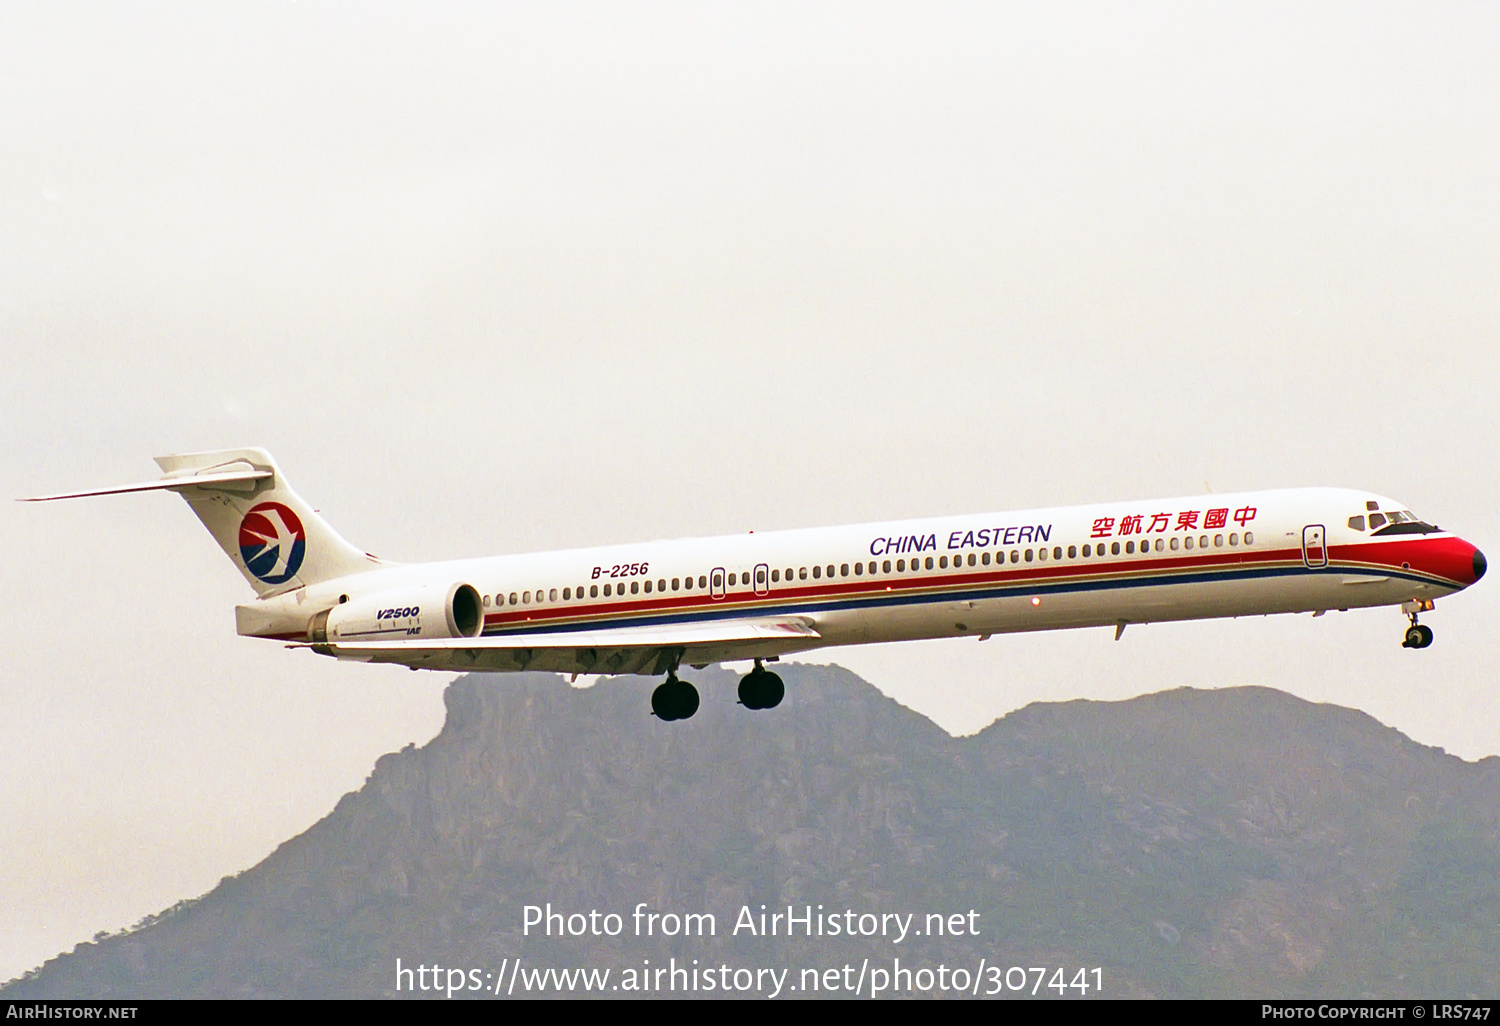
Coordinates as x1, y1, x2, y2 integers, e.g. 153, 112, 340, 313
651, 672, 700, 722
738, 660, 785, 711
651, 660, 786, 722
1402, 600, 1434, 650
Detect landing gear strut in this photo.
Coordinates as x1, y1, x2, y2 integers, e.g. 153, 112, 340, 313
1402, 603, 1434, 650
738, 659, 785, 711
651, 672, 700, 721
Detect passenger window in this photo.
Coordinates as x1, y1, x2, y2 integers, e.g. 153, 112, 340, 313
1170, 537, 1179, 551
1228, 533, 1238, 546
1111, 542, 1121, 555
1214, 534, 1224, 547
799, 567, 808, 580
939, 556, 948, 569
523, 591, 531, 604
1347, 516, 1365, 531
729, 572, 738, 586
812, 566, 821, 579
1124, 541, 1134, 554
658, 579, 665, 592
771, 569, 780, 583
925, 557, 935, 570
1037, 548, 1048, 561
1053, 546, 1062, 560
672, 578, 680, 590
869, 561, 877, 574
849, 563, 858, 576
588, 585, 597, 598
1025, 548, 1034, 562
883, 560, 892, 573
548, 588, 556, 601
1184, 537, 1193, 550
698, 576, 707, 589
1199, 535, 1208, 549
826, 565, 835, 577
1369, 513, 1387, 529
981, 552, 991, 565
1010, 550, 1019, 563
1245, 532, 1254, 545
896, 559, 905, 571
1154, 539, 1163, 552
631, 581, 639, 594
643, 580, 652, 593
603, 584, 611, 597
786, 568, 794, 581
1067, 546, 1076, 558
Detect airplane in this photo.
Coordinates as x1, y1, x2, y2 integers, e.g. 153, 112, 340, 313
23, 447, 1486, 721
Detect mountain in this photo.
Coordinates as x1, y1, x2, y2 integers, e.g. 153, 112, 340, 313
7, 664, 1500, 999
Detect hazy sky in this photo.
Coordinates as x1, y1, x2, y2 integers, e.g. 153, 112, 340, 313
3, 1, 1497, 983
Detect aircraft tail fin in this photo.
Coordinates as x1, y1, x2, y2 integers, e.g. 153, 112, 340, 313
25, 447, 382, 596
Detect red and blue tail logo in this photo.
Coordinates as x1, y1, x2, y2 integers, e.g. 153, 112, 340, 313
238, 502, 306, 585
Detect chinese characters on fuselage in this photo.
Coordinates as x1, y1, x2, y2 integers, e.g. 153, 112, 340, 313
1091, 507, 1256, 539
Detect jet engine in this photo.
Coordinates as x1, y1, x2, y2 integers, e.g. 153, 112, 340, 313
309, 582, 484, 643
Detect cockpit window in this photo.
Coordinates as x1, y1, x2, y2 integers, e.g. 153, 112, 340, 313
1368, 513, 1387, 529
1348, 516, 1365, 531
1371, 513, 1441, 536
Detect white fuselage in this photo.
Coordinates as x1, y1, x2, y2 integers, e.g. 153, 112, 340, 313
239, 486, 1484, 675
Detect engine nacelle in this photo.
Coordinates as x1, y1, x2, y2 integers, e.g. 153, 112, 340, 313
311, 582, 485, 643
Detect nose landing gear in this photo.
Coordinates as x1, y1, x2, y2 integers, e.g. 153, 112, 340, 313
738, 659, 785, 710
1403, 622, 1434, 649
651, 672, 700, 721
1402, 601, 1435, 649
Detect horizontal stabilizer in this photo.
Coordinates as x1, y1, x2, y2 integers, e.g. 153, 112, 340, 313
20, 467, 272, 502
23, 448, 380, 596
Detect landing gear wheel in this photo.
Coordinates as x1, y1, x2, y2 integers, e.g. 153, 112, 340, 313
1403, 624, 1434, 649
738, 667, 785, 710
651, 675, 700, 721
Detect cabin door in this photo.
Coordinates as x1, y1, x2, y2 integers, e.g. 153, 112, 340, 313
1302, 525, 1327, 568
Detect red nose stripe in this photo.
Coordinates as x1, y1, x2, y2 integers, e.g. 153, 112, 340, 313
1331, 536, 1482, 586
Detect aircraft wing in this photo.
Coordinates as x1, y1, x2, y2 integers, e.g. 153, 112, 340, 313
300, 615, 822, 675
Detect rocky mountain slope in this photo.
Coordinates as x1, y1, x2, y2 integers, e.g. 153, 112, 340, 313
7, 664, 1500, 998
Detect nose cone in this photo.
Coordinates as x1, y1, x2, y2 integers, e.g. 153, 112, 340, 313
1475, 548, 1488, 583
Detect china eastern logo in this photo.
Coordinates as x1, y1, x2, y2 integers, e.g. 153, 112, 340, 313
238, 502, 307, 584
